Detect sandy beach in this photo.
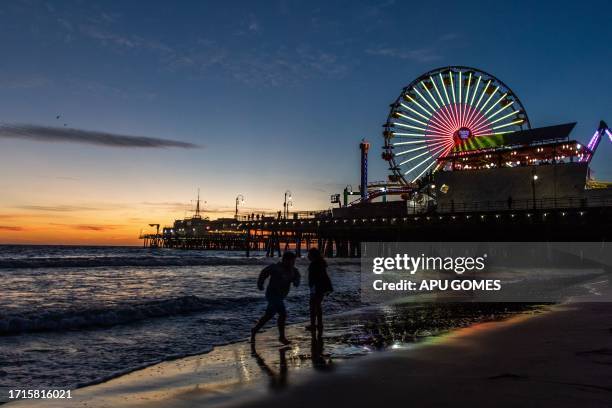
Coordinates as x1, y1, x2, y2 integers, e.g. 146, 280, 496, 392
6, 277, 612, 408
237, 301, 612, 408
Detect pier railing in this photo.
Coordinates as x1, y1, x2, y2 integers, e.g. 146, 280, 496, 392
432, 195, 612, 214
234, 196, 611, 221
236, 210, 329, 221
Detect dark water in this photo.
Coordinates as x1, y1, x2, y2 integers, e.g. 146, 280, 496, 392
0, 245, 539, 404
0, 245, 361, 401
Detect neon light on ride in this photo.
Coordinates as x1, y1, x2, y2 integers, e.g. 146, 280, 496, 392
383, 66, 531, 184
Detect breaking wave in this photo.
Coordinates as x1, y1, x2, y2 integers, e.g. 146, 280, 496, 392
0, 256, 271, 269
0, 295, 259, 335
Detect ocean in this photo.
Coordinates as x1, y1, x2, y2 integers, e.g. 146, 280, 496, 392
0, 245, 362, 401
0, 245, 542, 404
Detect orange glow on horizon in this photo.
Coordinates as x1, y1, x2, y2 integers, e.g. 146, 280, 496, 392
0, 201, 324, 245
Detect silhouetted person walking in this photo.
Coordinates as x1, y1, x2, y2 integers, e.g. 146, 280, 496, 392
307, 248, 333, 341
251, 252, 300, 345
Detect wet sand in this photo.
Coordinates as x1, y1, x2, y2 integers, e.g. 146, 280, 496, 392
6, 285, 612, 408
238, 302, 612, 408
4, 303, 538, 408
5, 323, 338, 408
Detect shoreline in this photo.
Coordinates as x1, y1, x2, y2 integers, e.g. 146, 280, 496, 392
5, 277, 609, 408
238, 302, 612, 408
5, 301, 547, 408
233, 284, 612, 408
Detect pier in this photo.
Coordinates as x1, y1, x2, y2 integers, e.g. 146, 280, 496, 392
140, 195, 612, 257
139, 67, 612, 257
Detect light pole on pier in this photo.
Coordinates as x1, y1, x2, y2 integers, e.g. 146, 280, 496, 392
283, 190, 292, 219
235, 194, 245, 219
531, 169, 538, 210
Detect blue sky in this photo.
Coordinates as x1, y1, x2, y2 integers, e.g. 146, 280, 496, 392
0, 0, 611, 242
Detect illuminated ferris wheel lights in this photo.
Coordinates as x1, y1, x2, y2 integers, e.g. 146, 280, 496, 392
439, 73, 451, 105
391, 132, 429, 137
422, 85, 445, 116
479, 86, 500, 113
464, 79, 490, 125
422, 82, 441, 109
464, 72, 473, 87
403, 144, 448, 176
392, 122, 428, 132
413, 87, 436, 112
405, 95, 432, 116
464, 73, 472, 105
485, 109, 522, 127
449, 72, 456, 103
474, 80, 491, 110
392, 132, 448, 139
400, 103, 430, 121
425, 117, 455, 134
430, 76, 445, 105
487, 102, 515, 121
425, 99, 454, 129
473, 130, 515, 137
398, 147, 439, 166
470, 76, 482, 106
491, 119, 524, 130
427, 113, 456, 136
411, 156, 442, 181
458, 71, 462, 104
394, 112, 429, 126
483, 92, 509, 117
438, 104, 458, 129
394, 139, 448, 156
386, 67, 530, 183
469, 103, 513, 132
392, 139, 433, 146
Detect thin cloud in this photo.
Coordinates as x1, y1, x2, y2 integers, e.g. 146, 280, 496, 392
0, 124, 199, 149
141, 201, 190, 211
74, 225, 120, 231
141, 201, 277, 214
17, 205, 102, 212
48, 223, 122, 231
439, 32, 460, 41
248, 15, 260, 33
80, 25, 140, 48
366, 47, 442, 63
72, 21, 350, 87
0, 226, 24, 232
0, 74, 51, 90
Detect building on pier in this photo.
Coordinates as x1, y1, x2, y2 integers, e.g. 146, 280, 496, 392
141, 66, 612, 255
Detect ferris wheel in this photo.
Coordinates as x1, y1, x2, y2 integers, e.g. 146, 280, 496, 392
383, 66, 531, 184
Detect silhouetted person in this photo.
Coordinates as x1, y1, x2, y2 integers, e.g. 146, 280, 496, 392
507, 196, 513, 209
251, 252, 300, 345
307, 248, 333, 341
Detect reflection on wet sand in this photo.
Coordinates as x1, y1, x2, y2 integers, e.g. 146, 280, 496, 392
251, 343, 290, 392
6, 303, 537, 408
250, 335, 334, 394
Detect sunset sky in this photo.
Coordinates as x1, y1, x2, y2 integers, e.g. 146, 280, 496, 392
0, 0, 611, 245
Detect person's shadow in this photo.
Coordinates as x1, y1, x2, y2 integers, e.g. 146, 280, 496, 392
250, 336, 334, 392
310, 336, 333, 372
250, 343, 289, 392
